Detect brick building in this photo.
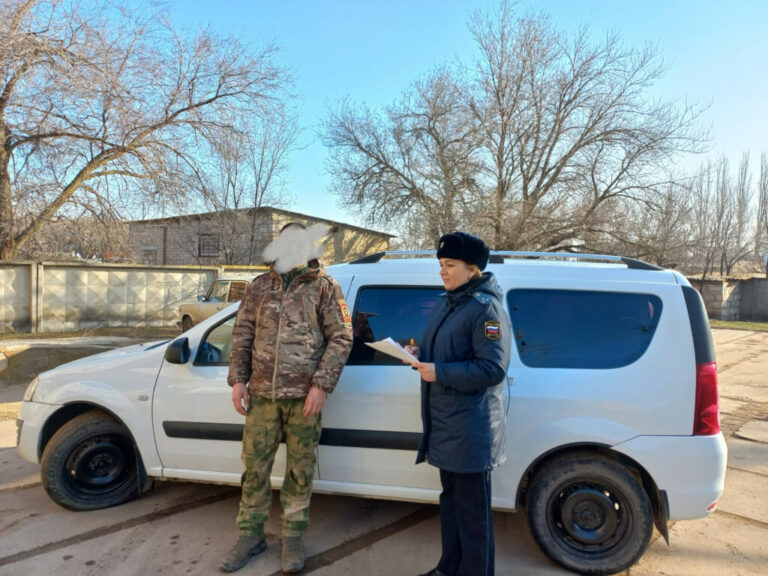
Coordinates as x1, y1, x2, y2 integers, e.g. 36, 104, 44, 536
127, 207, 393, 266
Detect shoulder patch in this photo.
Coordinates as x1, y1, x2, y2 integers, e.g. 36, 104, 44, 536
484, 320, 501, 340
338, 299, 352, 326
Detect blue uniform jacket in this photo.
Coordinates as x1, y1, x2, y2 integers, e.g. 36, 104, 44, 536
416, 272, 511, 473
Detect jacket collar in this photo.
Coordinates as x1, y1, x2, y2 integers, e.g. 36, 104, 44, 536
444, 272, 500, 306
268, 262, 323, 287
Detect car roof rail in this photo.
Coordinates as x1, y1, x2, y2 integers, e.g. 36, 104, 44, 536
348, 250, 663, 270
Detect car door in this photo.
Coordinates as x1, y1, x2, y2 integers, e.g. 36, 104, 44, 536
151, 314, 289, 485
198, 280, 232, 321
318, 278, 444, 492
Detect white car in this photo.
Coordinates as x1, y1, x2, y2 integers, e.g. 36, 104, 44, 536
16, 251, 726, 576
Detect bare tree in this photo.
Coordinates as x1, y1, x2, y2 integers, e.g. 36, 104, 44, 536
31, 211, 131, 260
690, 161, 724, 279
756, 153, 768, 275
191, 105, 299, 264
0, 0, 294, 259
323, 68, 481, 247
469, 3, 706, 250
688, 157, 755, 279
323, 1, 705, 250
721, 154, 754, 275
590, 181, 694, 268
325, 2, 701, 250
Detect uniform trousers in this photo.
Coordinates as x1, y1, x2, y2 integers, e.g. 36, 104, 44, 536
436, 469, 494, 576
236, 396, 321, 537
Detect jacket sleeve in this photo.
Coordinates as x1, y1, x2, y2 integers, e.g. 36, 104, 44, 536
310, 277, 354, 393
226, 280, 258, 387
434, 301, 511, 392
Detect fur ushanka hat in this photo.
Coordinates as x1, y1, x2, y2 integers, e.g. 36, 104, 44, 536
436, 231, 490, 271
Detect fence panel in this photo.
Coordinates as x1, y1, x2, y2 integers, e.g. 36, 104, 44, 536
38, 263, 216, 332
0, 263, 33, 333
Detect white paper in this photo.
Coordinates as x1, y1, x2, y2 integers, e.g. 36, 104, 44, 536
365, 337, 418, 364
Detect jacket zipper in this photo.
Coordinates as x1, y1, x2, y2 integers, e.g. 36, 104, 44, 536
270, 281, 287, 401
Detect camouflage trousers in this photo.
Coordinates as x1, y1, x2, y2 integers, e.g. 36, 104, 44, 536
236, 396, 321, 537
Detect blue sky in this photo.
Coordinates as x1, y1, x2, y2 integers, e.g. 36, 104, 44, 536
165, 0, 768, 230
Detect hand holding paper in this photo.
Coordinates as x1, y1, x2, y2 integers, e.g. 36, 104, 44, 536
365, 337, 419, 364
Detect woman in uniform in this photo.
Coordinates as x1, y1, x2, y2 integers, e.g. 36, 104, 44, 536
407, 231, 511, 576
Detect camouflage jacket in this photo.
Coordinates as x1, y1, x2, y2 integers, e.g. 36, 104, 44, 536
227, 263, 353, 399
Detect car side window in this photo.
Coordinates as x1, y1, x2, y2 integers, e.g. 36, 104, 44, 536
507, 289, 663, 369
207, 281, 230, 302
195, 316, 235, 365
228, 282, 247, 302
348, 286, 443, 366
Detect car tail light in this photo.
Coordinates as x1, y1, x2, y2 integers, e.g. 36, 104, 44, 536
693, 361, 720, 435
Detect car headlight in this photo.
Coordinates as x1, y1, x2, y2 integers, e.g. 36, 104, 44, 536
22, 377, 39, 402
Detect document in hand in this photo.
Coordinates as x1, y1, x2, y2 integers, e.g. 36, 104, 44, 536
365, 337, 419, 364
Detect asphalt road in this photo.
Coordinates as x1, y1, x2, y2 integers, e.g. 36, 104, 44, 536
0, 329, 766, 575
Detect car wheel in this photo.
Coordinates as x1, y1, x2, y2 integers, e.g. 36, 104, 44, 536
181, 316, 194, 332
526, 454, 653, 576
41, 411, 140, 511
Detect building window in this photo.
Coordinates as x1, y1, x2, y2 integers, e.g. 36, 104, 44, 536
198, 234, 220, 258
142, 247, 157, 265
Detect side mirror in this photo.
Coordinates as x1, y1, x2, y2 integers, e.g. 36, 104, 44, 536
197, 295, 207, 302
165, 337, 190, 364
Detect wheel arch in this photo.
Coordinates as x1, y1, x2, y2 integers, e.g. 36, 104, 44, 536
516, 442, 666, 539
39, 403, 153, 494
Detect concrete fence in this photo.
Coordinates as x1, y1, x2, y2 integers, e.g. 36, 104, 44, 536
0, 262, 264, 334
693, 277, 768, 322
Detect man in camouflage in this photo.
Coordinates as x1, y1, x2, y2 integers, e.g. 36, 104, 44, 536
220, 223, 353, 573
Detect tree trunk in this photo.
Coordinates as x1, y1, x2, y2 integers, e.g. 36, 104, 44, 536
0, 124, 15, 260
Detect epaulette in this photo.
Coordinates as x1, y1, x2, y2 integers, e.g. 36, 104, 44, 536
472, 292, 492, 305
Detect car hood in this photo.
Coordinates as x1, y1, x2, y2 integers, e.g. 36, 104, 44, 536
50, 340, 171, 369
34, 340, 171, 402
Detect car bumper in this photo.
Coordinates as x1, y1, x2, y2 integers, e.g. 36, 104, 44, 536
614, 432, 727, 520
16, 400, 62, 465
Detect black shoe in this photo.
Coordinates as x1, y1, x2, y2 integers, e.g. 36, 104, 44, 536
418, 570, 449, 576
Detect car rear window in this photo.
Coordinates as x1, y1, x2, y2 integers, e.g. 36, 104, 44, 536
507, 289, 663, 369
348, 286, 443, 365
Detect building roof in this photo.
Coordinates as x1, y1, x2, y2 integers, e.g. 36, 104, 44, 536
127, 206, 394, 238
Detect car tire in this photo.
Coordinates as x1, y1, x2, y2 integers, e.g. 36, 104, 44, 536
526, 453, 653, 576
41, 411, 140, 511
181, 316, 194, 332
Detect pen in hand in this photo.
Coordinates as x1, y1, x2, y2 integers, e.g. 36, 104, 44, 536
406, 338, 418, 369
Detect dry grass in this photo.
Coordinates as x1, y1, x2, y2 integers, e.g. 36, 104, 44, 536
710, 319, 768, 332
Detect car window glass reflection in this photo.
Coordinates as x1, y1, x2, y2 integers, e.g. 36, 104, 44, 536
348, 287, 443, 365
196, 316, 236, 365
208, 281, 230, 302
